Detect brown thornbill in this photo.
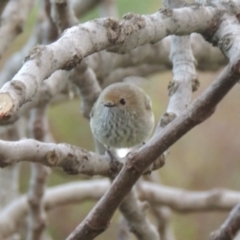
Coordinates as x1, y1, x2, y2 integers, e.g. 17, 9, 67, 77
90, 82, 154, 150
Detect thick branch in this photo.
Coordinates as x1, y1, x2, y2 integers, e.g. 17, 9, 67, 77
66, 25, 240, 238
0, 4, 223, 122
0, 139, 121, 177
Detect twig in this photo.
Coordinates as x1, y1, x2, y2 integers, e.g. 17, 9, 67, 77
119, 189, 159, 240
210, 204, 240, 240
151, 207, 176, 240
142, 173, 176, 240
117, 216, 131, 240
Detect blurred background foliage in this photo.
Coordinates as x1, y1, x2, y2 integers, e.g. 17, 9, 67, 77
1, 0, 240, 239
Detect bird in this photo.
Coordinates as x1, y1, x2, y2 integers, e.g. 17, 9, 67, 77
90, 82, 154, 151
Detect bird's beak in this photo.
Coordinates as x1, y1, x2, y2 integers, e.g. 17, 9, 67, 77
104, 102, 115, 108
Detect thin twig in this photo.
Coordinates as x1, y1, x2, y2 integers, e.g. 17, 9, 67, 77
210, 204, 240, 240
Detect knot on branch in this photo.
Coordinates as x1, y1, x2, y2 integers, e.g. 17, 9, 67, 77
123, 13, 146, 30
203, 10, 224, 44
159, 8, 173, 18
62, 54, 82, 71
218, 34, 233, 53
206, 188, 224, 207
46, 150, 58, 166
24, 45, 46, 67
192, 78, 200, 92
0, 157, 10, 168
159, 112, 177, 128
104, 18, 122, 44
168, 80, 179, 96
125, 151, 144, 175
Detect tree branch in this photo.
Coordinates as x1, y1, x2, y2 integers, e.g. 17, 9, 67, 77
0, 180, 109, 239
1, 180, 240, 239
0, 0, 35, 58
0, 139, 122, 177
119, 189, 159, 240
0, 3, 223, 122
210, 204, 240, 240
140, 182, 240, 213
66, 8, 240, 236
26, 106, 50, 240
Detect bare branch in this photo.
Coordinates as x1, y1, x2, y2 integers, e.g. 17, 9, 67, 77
51, 0, 78, 33
143, 173, 176, 240
66, 9, 240, 236
0, 4, 224, 122
210, 204, 240, 240
0, 0, 8, 16
27, 163, 49, 240
103, 64, 165, 87
71, 62, 101, 118
26, 106, 50, 240
0, 180, 109, 239
0, 26, 40, 88
140, 182, 240, 213
151, 207, 176, 240
0, 0, 35, 58
117, 216, 131, 240
119, 189, 159, 240
0, 139, 121, 177
1, 180, 240, 239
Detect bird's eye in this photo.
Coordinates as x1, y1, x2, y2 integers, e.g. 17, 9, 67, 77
119, 98, 126, 105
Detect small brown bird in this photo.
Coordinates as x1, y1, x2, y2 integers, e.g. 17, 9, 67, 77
90, 82, 154, 149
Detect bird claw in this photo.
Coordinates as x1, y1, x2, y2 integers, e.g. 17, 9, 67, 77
105, 149, 116, 163
105, 149, 121, 177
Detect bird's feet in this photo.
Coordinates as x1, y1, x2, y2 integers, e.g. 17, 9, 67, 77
105, 148, 122, 177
